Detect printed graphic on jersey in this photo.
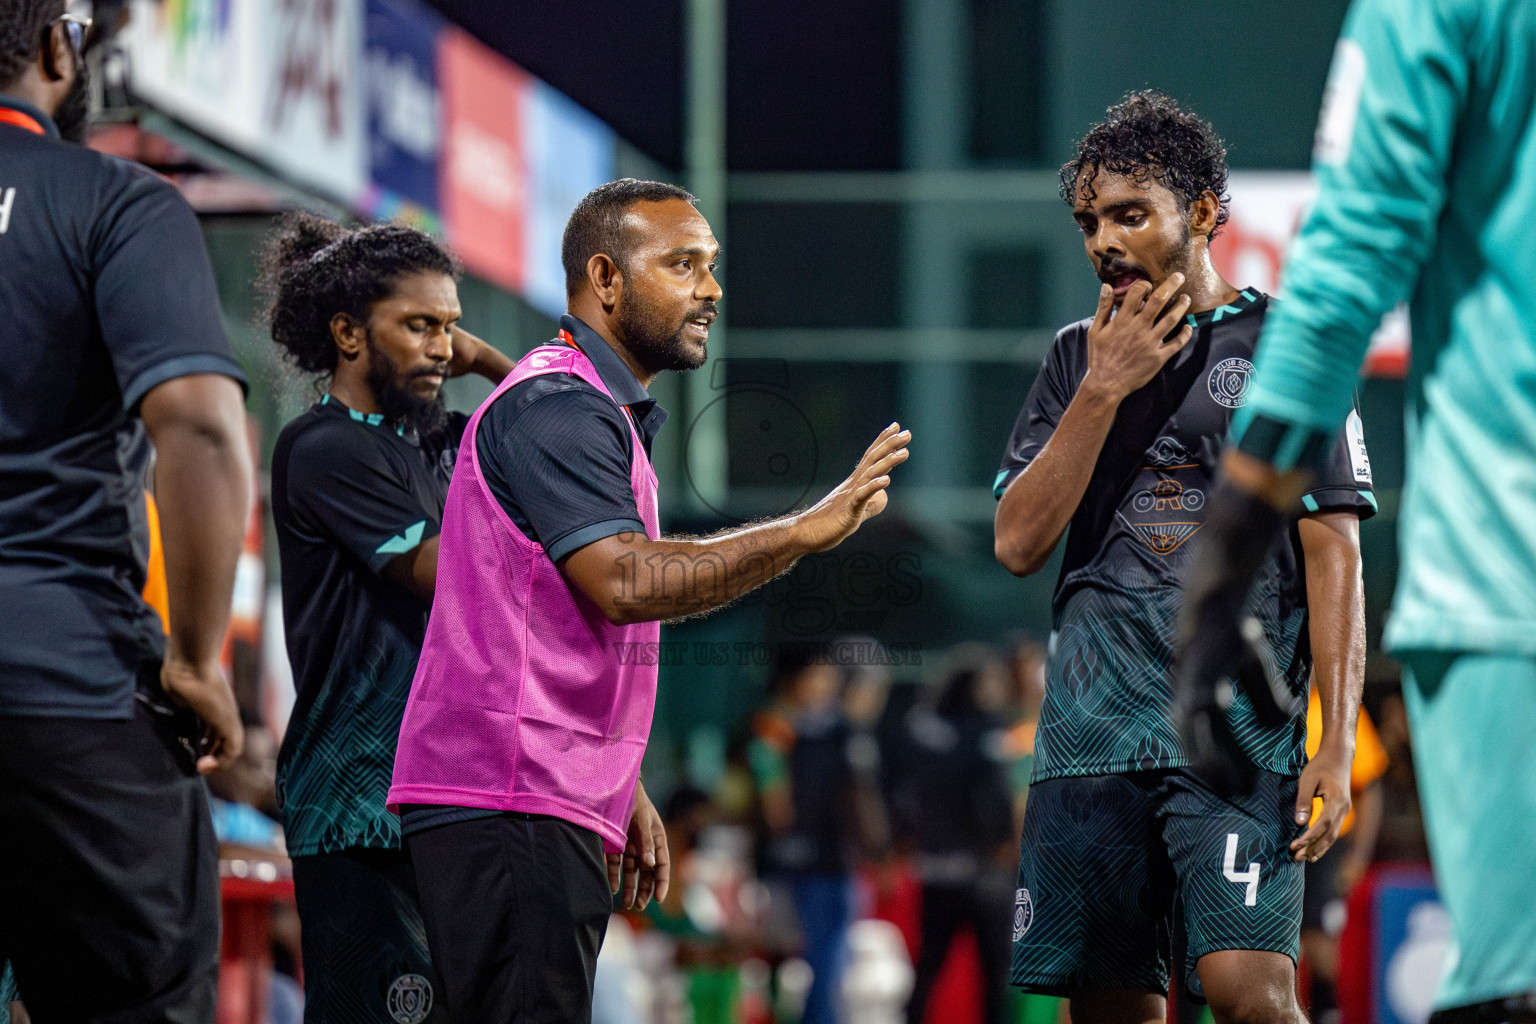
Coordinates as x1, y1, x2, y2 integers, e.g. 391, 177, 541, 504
1144, 435, 1198, 468
1014, 888, 1034, 941
1031, 580, 1308, 782
1208, 357, 1256, 408
1124, 476, 1207, 555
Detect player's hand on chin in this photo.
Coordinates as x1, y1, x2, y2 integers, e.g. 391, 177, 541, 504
1081, 273, 1193, 403
609, 782, 671, 910
1290, 743, 1352, 862
792, 422, 911, 553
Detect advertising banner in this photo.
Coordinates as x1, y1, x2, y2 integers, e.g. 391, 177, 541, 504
259, 0, 367, 204
129, 0, 618, 317
127, 0, 367, 205
1213, 172, 1409, 377
125, 0, 266, 153
437, 25, 531, 299
522, 81, 617, 317
362, 0, 444, 226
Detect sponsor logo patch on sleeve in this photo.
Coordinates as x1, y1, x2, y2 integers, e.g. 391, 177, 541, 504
1347, 409, 1372, 485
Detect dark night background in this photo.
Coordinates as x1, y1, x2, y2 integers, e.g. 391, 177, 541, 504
423, 0, 904, 170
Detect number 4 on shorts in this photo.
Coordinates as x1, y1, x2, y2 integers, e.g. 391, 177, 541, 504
1223, 833, 1260, 906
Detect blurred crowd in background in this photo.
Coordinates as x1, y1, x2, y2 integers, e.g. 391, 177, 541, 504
174, 636, 1430, 1024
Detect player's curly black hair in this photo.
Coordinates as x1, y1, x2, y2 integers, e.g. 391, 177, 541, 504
259, 213, 460, 376
0, 0, 64, 89
1060, 90, 1231, 238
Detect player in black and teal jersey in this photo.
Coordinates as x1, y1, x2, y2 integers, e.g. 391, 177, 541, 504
264, 214, 514, 1023
993, 92, 1374, 1024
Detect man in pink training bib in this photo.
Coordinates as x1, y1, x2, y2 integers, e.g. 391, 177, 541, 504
389, 179, 911, 1022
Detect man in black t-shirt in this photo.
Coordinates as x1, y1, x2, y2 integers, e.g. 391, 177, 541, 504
265, 215, 509, 1023
0, 5, 251, 1020
993, 93, 1372, 1024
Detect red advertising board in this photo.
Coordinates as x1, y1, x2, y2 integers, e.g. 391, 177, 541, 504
1211, 172, 1409, 378
437, 26, 531, 295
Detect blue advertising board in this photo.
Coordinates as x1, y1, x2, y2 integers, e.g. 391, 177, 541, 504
522, 80, 617, 318
1374, 867, 1448, 1024
363, 0, 444, 224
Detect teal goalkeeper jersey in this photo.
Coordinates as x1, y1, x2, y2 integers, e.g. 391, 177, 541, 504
1240, 0, 1536, 656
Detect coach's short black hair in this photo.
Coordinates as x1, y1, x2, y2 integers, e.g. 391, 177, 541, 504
1061, 90, 1231, 238
562, 178, 697, 297
259, 212, 460, 376
0, 0, 64, 90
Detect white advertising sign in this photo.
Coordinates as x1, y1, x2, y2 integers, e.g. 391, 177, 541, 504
1213, 172, 1408, 377
126, 0, 366, 204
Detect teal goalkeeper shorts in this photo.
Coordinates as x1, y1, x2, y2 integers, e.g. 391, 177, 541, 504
1401, 652, 1536, 1010
1010, 768, 1304, 999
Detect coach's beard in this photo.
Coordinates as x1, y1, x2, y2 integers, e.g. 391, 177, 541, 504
617, 290, 713, 375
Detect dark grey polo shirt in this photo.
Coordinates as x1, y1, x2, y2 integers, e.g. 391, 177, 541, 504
0, 95, 247, 717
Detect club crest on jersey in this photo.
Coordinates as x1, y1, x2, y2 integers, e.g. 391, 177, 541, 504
387, 974, 433, 1024
1013, 888, 1034, 941
1208, 358, 1255, 409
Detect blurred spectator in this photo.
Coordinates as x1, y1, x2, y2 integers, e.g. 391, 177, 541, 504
1370, 682, 1431, 867
890, 644, 1017, 1024
1300, 683, 1389, 1024
751, 644, 887, 1024
641, 787, 743, 1024
1001, 632, 1048, 829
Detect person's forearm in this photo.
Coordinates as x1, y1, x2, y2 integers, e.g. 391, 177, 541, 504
1300, 514, 1366, 755
150, 387, 252, 667
994, 384, 1119, 576
471, 340, 516, 384
613, 517, 811, 623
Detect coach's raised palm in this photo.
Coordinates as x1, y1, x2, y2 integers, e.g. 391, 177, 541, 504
793, 422, 911, 553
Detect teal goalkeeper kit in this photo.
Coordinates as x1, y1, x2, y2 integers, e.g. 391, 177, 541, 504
1237, 0, 1536, 1010
1241, 0, 1536, 655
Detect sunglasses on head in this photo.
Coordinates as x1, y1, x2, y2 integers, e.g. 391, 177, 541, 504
45, 12, 94, 63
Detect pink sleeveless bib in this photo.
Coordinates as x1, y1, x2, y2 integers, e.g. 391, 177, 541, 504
388, 344, 660, 853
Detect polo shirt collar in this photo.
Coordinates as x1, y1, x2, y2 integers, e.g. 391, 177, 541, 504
559, 314, 669, 442
0, 94, 60, 138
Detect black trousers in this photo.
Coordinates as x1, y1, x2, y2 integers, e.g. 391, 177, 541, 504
906, 868, 1017, 1024
406, 814, 611, 1024
291, 848, 446, 1024
0, 705, 220, 1024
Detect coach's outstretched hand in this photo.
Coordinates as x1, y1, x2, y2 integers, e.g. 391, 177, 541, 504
609, 782, 670, 910
1174, 479, 1295, 798
793, 423, 911, 553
